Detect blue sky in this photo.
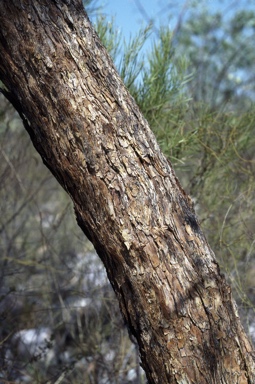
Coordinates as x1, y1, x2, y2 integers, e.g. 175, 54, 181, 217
94, 0, 252, 41
99, 0, 189, 38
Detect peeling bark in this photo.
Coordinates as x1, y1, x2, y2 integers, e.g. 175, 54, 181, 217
0, 1, 254, 383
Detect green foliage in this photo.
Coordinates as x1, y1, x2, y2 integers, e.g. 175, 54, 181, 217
175, 6, 255, 109
134, 27, 188, 126
1, 1, 255, 382
95, 16, 189, 128
95, 15, 122, 61
95, 1, 255, 338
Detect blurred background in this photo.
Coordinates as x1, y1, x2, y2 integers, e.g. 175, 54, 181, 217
0, 0, 255, 382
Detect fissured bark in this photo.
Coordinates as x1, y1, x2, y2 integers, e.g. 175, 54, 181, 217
0, 1, 254, 382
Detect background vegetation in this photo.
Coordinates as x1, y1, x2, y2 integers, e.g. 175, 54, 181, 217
0, 0, 255, 382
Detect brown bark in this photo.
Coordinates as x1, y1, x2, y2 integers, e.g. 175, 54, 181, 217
0, 1, 254, 383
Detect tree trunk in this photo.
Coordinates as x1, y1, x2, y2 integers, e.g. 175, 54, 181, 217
0, 1, 254, 383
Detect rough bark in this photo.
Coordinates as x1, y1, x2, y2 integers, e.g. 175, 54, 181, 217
0, 1, 254, 383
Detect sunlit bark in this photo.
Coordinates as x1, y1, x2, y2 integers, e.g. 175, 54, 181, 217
0, 1, 254, 383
